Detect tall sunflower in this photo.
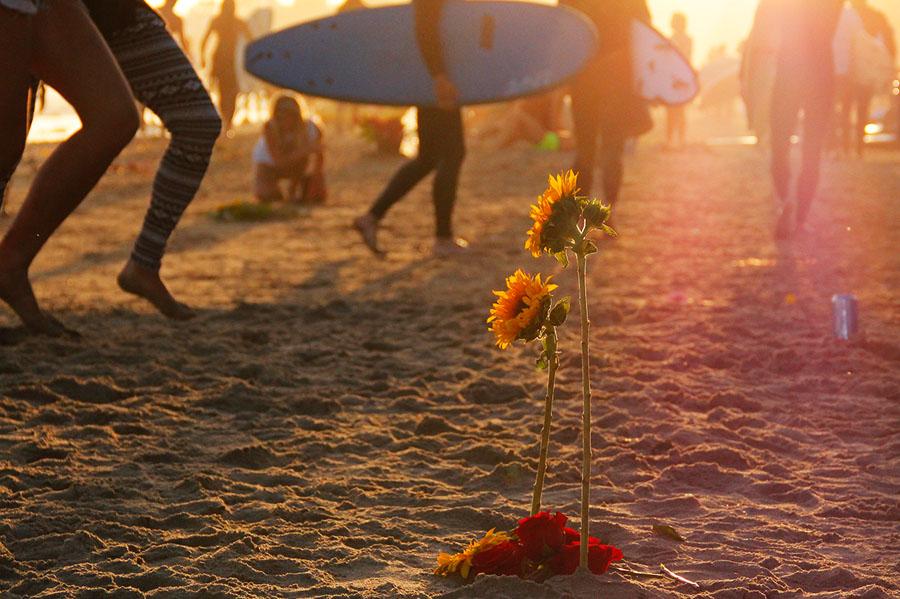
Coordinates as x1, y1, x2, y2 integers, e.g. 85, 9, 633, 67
488, 270, 557, 349
525, 170, 580, 258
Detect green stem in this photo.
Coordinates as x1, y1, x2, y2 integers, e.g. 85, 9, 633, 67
530, 328, 558, 516
576, 247, 592, 570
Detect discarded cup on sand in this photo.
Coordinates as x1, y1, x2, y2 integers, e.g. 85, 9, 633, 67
831, 294, 859, 340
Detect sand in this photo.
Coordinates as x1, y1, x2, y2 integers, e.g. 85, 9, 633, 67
0, 129, 898, 598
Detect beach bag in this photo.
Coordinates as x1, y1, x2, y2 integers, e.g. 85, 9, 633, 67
302, 172, 327, 205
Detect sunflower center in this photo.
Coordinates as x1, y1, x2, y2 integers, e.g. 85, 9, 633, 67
513, 297, 528, 317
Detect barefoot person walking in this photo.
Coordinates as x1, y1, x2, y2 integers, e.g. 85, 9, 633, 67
85, 1, 222, 319
3, 2, 222, 321
765, 0, 843, 238
0, 0, 140, 335
353, 0, 468, 257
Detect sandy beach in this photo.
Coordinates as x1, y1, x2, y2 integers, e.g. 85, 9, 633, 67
0, 129, 898, 598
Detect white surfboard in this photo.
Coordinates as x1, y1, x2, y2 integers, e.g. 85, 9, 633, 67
632, 20, 699, 106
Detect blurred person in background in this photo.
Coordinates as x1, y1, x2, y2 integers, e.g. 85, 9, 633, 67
666, 12, 693, 149
253, 94, 325, 205
559, 0, 653, 210
202, 0, 252, 136
767, 0, 844, 239
157, 0, 190, 55
838, 0, 896, 156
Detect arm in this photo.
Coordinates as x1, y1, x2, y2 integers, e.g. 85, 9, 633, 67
263, 123, 294, 169
200, 20, 215, 68
413, 0, 457, 109
239, 18, 254, 42
413, 0, 446, 77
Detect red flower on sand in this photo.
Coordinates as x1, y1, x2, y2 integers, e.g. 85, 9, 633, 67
470, 540, 525, 577
550, 538, 624, 576
516, 511, 568, 561
436, 512, 622, 582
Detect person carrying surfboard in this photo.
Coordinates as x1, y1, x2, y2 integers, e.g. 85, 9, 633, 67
837, 0, 896, 157
766, 0, 844, 239
353, 0, 468, 257
560, 0, 653, 211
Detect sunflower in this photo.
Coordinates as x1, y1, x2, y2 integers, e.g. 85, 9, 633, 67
434, 529, 512, 579
488, 270, 557, 349
525, 170, 580, 257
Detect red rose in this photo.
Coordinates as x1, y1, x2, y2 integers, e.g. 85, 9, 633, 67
550, 539, 623, 576
516, 512, 568, 561
470, 540, 525, 577
564, 527, 580, 544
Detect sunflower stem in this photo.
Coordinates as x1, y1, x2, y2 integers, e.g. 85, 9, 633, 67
575, 245, 592, 571
531, 328, 558, 516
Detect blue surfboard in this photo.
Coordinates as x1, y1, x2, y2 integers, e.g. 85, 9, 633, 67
244, 1, 598, 107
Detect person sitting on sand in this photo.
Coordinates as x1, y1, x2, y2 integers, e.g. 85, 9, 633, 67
353, 0, 468, 257
560, 0, 654, 209
0, 0, 140, 335
201, 0, 253, 136
253, 94, 325, 205
477, 90, 567, 151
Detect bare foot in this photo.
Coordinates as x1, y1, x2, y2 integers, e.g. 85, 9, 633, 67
117, 259, 196, 320
353, 213, 385, 256
0, 266, 65, 335
774, 203, 794, 241
46, 315, 81, 339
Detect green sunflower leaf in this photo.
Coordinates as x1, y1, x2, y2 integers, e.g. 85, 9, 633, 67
549, 297, 571, 326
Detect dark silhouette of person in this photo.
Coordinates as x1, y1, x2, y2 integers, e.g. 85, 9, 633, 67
838, 0, 896, 157
353, 0, 468, 257
559, 0, 653, 209
766, 0, 843, 238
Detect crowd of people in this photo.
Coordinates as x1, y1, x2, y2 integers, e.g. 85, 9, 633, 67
0, 0, 897, 337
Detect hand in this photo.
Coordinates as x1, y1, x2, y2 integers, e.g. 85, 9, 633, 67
433, 73, 459, 110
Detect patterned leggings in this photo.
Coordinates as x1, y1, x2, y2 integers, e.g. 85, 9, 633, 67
106, 8, 221, 270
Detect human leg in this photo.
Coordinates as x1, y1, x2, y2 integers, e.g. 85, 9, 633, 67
0, 10, 32, 215
769, 68, 802, 238
105, 9, 221, 319
794, 77, 834, 229
218, 71, 239, 134
432, 108, 465, 240
369, 107, 443, 220
354, 108, 443, 254
598, 119, 627, 207
855, 87, 872, 157
0, 0, 138, 333
570, 82, 601, 197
